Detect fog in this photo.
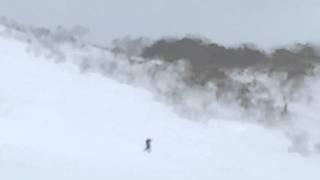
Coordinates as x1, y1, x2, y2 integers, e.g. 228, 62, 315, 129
2, 1, 320, 155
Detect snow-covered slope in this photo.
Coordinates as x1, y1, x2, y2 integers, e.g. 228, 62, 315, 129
1, 23, 320, 180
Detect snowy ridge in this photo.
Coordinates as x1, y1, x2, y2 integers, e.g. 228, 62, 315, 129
1, 20, 320, 179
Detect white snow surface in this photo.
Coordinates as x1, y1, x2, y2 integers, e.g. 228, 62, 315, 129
0, 24, 320, 180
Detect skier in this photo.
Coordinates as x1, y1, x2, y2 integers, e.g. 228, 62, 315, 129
282, 103, 288, 116
144, 138, 152, 153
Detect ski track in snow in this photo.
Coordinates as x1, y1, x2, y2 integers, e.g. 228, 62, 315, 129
0, 24, 320, 180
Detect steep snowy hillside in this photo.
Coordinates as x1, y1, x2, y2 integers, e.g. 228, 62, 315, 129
1, 23, 320, 180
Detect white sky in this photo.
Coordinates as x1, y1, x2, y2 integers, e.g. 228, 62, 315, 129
1, 0, 320, 48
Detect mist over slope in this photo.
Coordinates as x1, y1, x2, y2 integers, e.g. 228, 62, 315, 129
1, 18, 320, 179
1, 18, 320, 156
111, 36, 320, 154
